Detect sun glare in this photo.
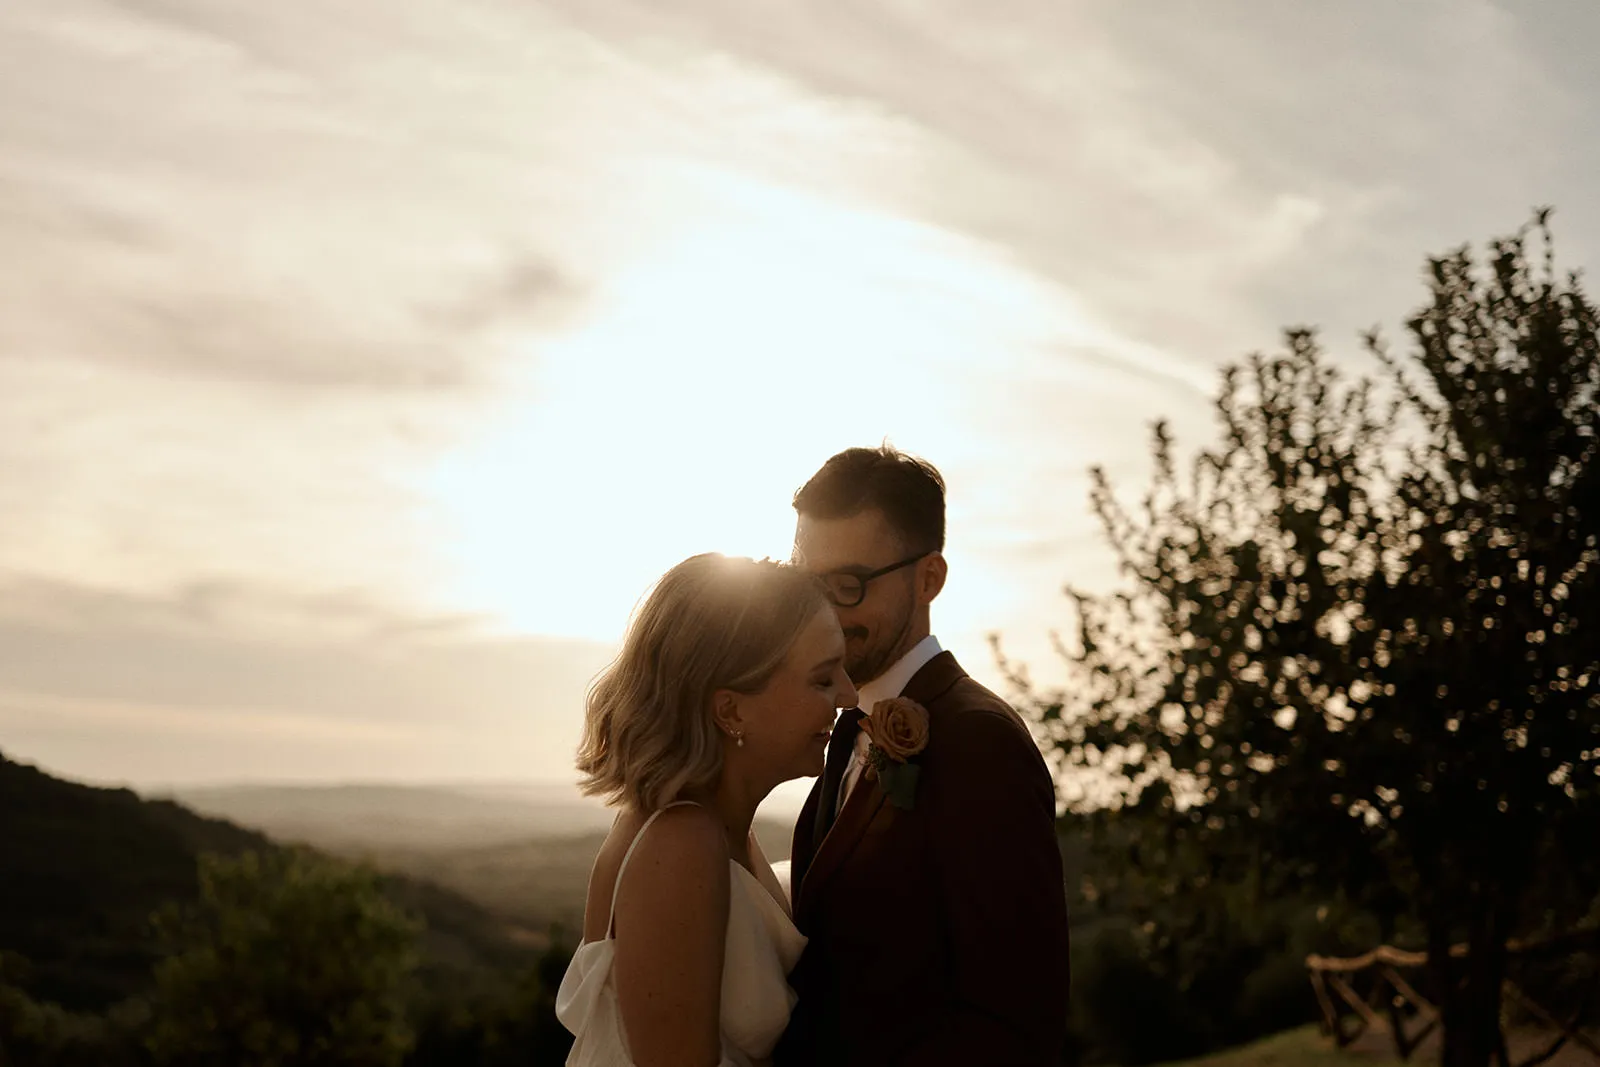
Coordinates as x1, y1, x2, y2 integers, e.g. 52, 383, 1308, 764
414, 168, 1067, 643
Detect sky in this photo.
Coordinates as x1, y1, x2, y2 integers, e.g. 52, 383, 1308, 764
4, 0, 1599, 815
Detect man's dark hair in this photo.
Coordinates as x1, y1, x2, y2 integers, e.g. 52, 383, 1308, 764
793, 445, 946, 553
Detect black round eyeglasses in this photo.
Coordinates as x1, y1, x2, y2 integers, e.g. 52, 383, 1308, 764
817, 551, 931, 608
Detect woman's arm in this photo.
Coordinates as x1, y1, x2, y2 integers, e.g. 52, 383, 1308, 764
611, 806, 731, 1067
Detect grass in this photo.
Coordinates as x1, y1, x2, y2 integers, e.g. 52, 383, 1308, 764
1152, 1026, 1399, 1067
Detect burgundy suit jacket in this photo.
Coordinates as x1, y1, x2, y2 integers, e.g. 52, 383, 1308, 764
776, 652, 1071, 1067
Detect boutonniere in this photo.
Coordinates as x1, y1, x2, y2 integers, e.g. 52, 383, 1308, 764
859, 697, 930, 810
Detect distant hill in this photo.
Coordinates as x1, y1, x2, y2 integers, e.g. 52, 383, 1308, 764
162, 781, 796, 933
165, 781, 621, 851
358, 819, 798, 934
0, 752, 534, 1014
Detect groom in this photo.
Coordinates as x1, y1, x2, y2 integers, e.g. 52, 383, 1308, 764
777, 446, 1071, 1067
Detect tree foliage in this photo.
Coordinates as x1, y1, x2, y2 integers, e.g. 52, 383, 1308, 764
0, 952, 147, 1067
407, 939, 575, 1067
142, 849, 422, 1067
1008, 214, 1600, 1067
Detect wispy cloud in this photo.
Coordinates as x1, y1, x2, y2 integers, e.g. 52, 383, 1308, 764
534, 0, 1600, 355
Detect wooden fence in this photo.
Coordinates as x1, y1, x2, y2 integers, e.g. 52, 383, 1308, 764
1306, 929, 1600, 1067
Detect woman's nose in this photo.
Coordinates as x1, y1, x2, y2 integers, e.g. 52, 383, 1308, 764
838, 674, 859, 709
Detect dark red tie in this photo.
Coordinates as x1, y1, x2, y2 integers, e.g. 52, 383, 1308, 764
815, 707, 864, 837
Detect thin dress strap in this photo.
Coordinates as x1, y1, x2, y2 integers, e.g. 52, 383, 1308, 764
607, 800, 700, 938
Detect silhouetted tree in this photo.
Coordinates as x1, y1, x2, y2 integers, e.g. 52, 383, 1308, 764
1006, 214, 1600, 1067
142, 849, 421, 1067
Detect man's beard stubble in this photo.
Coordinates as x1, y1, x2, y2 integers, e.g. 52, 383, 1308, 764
844, 600, 917, 689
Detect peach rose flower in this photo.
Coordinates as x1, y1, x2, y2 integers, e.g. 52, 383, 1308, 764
861, 697, 930, 763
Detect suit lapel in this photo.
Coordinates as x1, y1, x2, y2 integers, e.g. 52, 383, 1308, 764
794, 653, 970, 923
898, 650, 966, 708
796, 767, 887, 923
792, 707, 861, 906
788, 775, 822, 904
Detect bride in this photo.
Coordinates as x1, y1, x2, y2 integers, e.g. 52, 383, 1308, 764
555, 554, 858, 1067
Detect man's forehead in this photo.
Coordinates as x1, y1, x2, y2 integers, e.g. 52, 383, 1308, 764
794, 510, 898, 568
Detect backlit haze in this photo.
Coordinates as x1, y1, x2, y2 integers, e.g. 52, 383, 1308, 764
4, 1, 1599, 819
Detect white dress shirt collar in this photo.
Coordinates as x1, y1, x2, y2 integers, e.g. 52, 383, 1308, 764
857, 634, 944, 714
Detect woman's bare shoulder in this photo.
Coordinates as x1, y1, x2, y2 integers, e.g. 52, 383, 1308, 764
625, 804, 728, 881
611, 804, 731, 940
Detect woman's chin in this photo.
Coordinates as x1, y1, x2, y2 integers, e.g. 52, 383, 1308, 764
783, 752, 827, 783
807, 745, 830, 777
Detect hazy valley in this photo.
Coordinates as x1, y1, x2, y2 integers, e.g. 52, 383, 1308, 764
166, 781, 800, 941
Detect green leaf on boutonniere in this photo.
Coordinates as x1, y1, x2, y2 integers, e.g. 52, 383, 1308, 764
879, 761, 920, 810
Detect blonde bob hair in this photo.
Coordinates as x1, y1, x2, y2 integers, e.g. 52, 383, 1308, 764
576, 553, 830, 812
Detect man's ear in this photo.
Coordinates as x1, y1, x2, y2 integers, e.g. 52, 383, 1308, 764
917, 551, 948, 605
710, 689, 745, 741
